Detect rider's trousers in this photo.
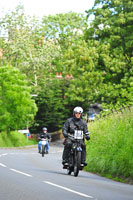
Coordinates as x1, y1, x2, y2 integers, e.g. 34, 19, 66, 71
38, 141, 49, 152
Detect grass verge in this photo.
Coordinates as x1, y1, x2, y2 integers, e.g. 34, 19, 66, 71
85, 107, 133, 184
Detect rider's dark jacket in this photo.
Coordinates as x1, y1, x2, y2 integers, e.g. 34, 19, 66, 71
39, 132, 51, 140
62, 116, 89, 138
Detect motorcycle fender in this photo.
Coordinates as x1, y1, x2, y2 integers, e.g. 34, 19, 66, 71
42, 141, 47, 145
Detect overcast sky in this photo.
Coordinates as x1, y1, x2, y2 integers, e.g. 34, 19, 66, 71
0, 0, 95, 18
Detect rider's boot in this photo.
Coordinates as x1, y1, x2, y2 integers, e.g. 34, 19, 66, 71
62, 159, 68, 166
81, 161, 87, 166
62, 160, 68, 169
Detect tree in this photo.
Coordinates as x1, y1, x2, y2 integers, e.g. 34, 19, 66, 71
31, 78, 70, 132
41, 12, 88, 46
84, 0, 133, 107
86, 0, 133, 57
0, 65, 37, 132
1, 3, 132, 133
0, 5, 60, 87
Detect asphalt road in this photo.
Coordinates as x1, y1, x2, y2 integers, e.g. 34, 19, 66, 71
0, 141, 133, 200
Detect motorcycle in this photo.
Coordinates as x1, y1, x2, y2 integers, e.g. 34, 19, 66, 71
38, 137, 48, 157
64, 130, 85, 177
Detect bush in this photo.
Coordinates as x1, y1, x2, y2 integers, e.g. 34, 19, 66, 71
0, 131, 37, 147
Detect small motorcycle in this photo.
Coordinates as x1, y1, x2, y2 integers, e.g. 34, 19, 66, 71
38, 137, 48, 157
64, 130, 85, 177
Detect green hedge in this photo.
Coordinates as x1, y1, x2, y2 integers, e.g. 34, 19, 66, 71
0, 131, 37, 147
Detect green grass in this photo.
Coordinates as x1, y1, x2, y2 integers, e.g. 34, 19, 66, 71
85, 107, 133, 184
0, 131, 37, 147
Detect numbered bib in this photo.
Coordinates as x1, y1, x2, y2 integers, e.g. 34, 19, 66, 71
74, 130, 83, 139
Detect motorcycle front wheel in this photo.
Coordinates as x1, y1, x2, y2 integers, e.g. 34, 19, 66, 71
42, 145, 46, 157
74, 164, 79, 177
67, 168, 72, 175
74, 151, 81, 177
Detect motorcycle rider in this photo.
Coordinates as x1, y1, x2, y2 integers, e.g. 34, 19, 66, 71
38, 127, 51, 154
62, 106, 90, 166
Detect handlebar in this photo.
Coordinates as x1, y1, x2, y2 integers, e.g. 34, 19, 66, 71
67, 132, 89, 140
68, 133, 74, 137
38, 137, 51, 142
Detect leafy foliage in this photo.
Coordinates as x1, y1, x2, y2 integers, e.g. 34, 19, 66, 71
84, 0, 133, 107
0, 65, 37, 132
31, 78, 70, 132
0, 131, 37, 147
0, 2, 132, 132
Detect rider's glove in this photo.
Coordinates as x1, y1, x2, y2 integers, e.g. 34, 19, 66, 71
63, 133, 68, 138
70, 137, 75, 142
85, 134, 90, 141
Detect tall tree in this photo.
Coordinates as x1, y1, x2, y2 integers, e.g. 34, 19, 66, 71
84, 0, 133, 107
0, 5, 60, 87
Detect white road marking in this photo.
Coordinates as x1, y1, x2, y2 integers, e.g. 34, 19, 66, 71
0, 153, 8, 157
9, 153, 36, 155
2, 153, 8, 156
44, 181, 94, 199
0, 163, 7, 167
0, 152, 96, 199
10, 168, 33, 177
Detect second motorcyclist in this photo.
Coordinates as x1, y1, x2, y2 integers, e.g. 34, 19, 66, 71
38, 127, 51, 154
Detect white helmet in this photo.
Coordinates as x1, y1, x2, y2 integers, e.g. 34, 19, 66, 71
42, 127, 47, 131
73, 106, 83, 115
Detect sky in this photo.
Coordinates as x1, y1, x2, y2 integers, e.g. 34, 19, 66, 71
0, 0, 95, 18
